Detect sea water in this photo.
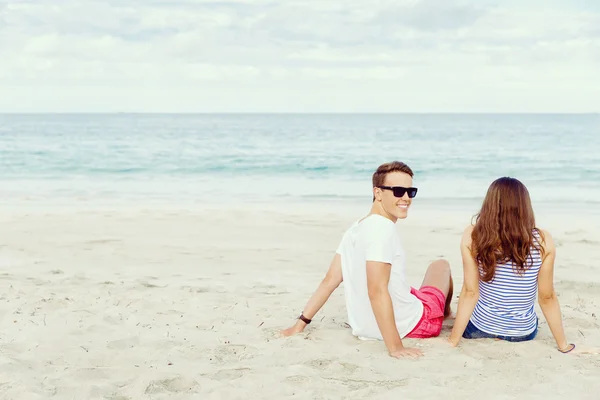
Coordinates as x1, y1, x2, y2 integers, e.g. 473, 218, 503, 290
1, 113, 599, 208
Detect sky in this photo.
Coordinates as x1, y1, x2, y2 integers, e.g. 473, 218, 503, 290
0, 0, 598, 113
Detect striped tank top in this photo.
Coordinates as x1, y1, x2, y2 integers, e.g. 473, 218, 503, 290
470, 233, 543, 337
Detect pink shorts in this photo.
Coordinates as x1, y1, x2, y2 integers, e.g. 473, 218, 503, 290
405, 286, 446, 338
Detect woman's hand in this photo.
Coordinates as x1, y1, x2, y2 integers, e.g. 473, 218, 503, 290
560, 344, 600, 355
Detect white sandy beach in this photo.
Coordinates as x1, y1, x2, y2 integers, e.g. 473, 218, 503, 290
1, 201, 599, 399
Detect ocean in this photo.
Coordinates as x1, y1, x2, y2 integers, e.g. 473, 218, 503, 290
1, 113, 599, 207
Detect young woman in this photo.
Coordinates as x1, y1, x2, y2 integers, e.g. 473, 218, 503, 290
448, 177, 578, 353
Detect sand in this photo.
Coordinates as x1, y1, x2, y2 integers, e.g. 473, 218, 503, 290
1, 201, 599, 399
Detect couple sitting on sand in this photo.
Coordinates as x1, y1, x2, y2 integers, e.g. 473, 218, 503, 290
281, 161, 580, 358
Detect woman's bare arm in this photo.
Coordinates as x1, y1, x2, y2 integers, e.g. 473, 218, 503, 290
537, 230, 573, 352
448, 225, 480, 346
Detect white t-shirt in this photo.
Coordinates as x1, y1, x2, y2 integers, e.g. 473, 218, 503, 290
336, 214, 424, 340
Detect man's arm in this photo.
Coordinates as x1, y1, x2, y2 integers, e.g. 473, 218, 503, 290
366, 261, 423, 358
281, 253, 343, 336
448, 225, 480, 346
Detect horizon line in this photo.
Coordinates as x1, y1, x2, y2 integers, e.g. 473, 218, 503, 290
0, 111, 598, 115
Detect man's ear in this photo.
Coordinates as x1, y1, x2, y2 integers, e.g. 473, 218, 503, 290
373, 187, 381, 201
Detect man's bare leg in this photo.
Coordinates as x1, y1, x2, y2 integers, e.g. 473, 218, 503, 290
420, 259, 453, 318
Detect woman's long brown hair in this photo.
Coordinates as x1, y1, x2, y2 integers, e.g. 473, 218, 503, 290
471, 177, 545, 282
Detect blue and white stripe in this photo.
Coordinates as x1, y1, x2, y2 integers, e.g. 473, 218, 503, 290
470, 235, 543, 337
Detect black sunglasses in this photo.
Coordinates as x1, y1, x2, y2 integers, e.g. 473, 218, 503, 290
377, 186, 418, 198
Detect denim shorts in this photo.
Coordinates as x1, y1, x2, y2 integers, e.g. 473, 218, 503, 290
462, 318, 538, 342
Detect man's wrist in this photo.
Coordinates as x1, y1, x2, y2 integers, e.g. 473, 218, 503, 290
294, 319, 307, 330
387, 343, 405, 353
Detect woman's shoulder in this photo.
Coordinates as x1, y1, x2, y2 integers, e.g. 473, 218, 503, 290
534, 227, 556, 252
533, 227, 556, 259
463, 224, 475, 234
461, 224, 475, 246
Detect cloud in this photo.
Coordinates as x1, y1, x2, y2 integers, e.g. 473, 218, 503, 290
375, 0, 489, 32
0, 0, 598, 112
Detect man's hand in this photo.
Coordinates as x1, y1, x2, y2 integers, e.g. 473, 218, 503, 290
280, 321, 306, 337
389, 347, 423, 359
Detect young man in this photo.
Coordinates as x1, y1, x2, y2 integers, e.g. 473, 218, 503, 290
281, 161, 453, 359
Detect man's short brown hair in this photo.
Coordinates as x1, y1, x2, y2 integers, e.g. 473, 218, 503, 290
372, 161, 414, 201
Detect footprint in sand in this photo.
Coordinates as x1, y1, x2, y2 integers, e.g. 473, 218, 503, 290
321, 377, 409, 391
73, 367, 111, 381
577, 239, 600, 246
304, 358, 333, 370
339, 362, 360, 373
181, 286, 211, 293
139, 281, 166, 289
107, 337, 140, 350
304, 359, 361, 375
86, 239, 121, 244
565, 229, 585, 235
144, 376, 199, 394
208, 368, 251, 380
26, 277, 49, 286
253, 284, 288, 295
285, 375, 311, 385
211, 344, 253, 364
